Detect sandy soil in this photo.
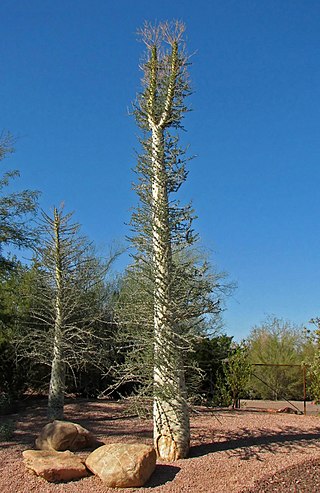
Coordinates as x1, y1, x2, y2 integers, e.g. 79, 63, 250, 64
1, 399, 320, 492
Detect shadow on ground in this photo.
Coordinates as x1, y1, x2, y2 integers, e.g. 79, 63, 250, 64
0, 398, 153, 447
2, 398, 320, 466
190, 425, 320, 460
146, 465, 181, 487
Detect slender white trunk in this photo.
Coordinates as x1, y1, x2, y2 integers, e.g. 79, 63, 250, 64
151, 127, 190, 460
47, 209, 65, 420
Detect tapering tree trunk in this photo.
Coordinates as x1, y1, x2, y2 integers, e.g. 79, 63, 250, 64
132, 23, 192, 460
47, 208, 65, 420
47, 323, 65, 419
151, 127, 190, 460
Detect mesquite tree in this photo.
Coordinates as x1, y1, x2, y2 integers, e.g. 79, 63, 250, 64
130, 21, 222, 460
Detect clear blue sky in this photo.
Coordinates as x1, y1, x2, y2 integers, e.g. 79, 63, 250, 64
1, 0, 320, 340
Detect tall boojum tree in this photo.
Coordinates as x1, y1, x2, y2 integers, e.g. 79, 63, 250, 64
129, 21, 223, 460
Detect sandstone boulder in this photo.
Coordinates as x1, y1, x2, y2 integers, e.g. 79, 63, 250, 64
85, 443, 156, 487
35, 420, 98, 451
22, 449, 89, 482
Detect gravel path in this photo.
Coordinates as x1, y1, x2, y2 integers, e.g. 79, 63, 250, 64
1, 399, 320, 492
243, 457, 320, 492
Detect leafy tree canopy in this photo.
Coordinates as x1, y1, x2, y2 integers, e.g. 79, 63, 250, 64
0, 131, 39, 271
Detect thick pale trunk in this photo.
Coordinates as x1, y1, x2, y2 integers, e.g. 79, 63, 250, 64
47, 210, 65, 420
151, 128, 190, 460
153, 359, 190, 460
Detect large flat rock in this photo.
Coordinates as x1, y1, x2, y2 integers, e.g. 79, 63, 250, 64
22, 449, 89, 482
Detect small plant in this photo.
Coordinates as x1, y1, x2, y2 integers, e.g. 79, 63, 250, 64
210, 373, 232, 407
308, 354, 320, 404
222, 344, 252, 409
307, 319, 320, 403
0, 393, 13, 414
0, 420, 15, 441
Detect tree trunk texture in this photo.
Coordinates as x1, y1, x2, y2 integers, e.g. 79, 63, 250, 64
151, 127, 190, 460
47, 209, 65, 420
47, 325, 65, 420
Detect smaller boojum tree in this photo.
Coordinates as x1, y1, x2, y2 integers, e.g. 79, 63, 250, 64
24, 206, 113, 419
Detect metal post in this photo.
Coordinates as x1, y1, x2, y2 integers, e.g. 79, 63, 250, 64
303, 365, 307, 416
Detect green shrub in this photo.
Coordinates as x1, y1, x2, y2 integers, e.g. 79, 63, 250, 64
0, 393, 13, 414
0, 419, 15, 441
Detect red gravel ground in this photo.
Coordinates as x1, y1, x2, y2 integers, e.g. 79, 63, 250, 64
1, 399, 320, 492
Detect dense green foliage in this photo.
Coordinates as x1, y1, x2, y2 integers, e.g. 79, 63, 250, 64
1, 145, 315, 409
111, 250, 230, 410
306, 318, 320, 403
0, 135, 40, 402
190, 333, 233, 402
222, 344, 251, 407
0, 132, 39, 270
246, 317, 313, 400
0, 262, 41, 398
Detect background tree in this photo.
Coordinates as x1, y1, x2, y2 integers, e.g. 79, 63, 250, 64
246, 317, 310, 400
191, 332, 234, 404
305, 318, 320, 403
0, 131, 39, 270
127, 21, 227, 460
0, 261, 36, 407
0, 131, 39, 411
222, 343, 251, 408
18, 206, 118, 419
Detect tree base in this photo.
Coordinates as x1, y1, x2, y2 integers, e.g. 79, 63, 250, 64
155, 434, 189, 461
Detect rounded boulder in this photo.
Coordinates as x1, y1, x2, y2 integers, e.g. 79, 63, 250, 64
85, 443, 156, 487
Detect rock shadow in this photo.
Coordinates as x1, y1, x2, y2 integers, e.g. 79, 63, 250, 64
145, 464, 181, 487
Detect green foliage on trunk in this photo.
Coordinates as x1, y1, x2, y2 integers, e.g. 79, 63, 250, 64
132, 21, 195, 459
113, 249, 227, 399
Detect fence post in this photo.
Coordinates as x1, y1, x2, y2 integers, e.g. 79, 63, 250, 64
303, 364, 307, 416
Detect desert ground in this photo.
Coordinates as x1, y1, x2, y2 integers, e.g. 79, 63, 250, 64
1, 398, 320, 492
